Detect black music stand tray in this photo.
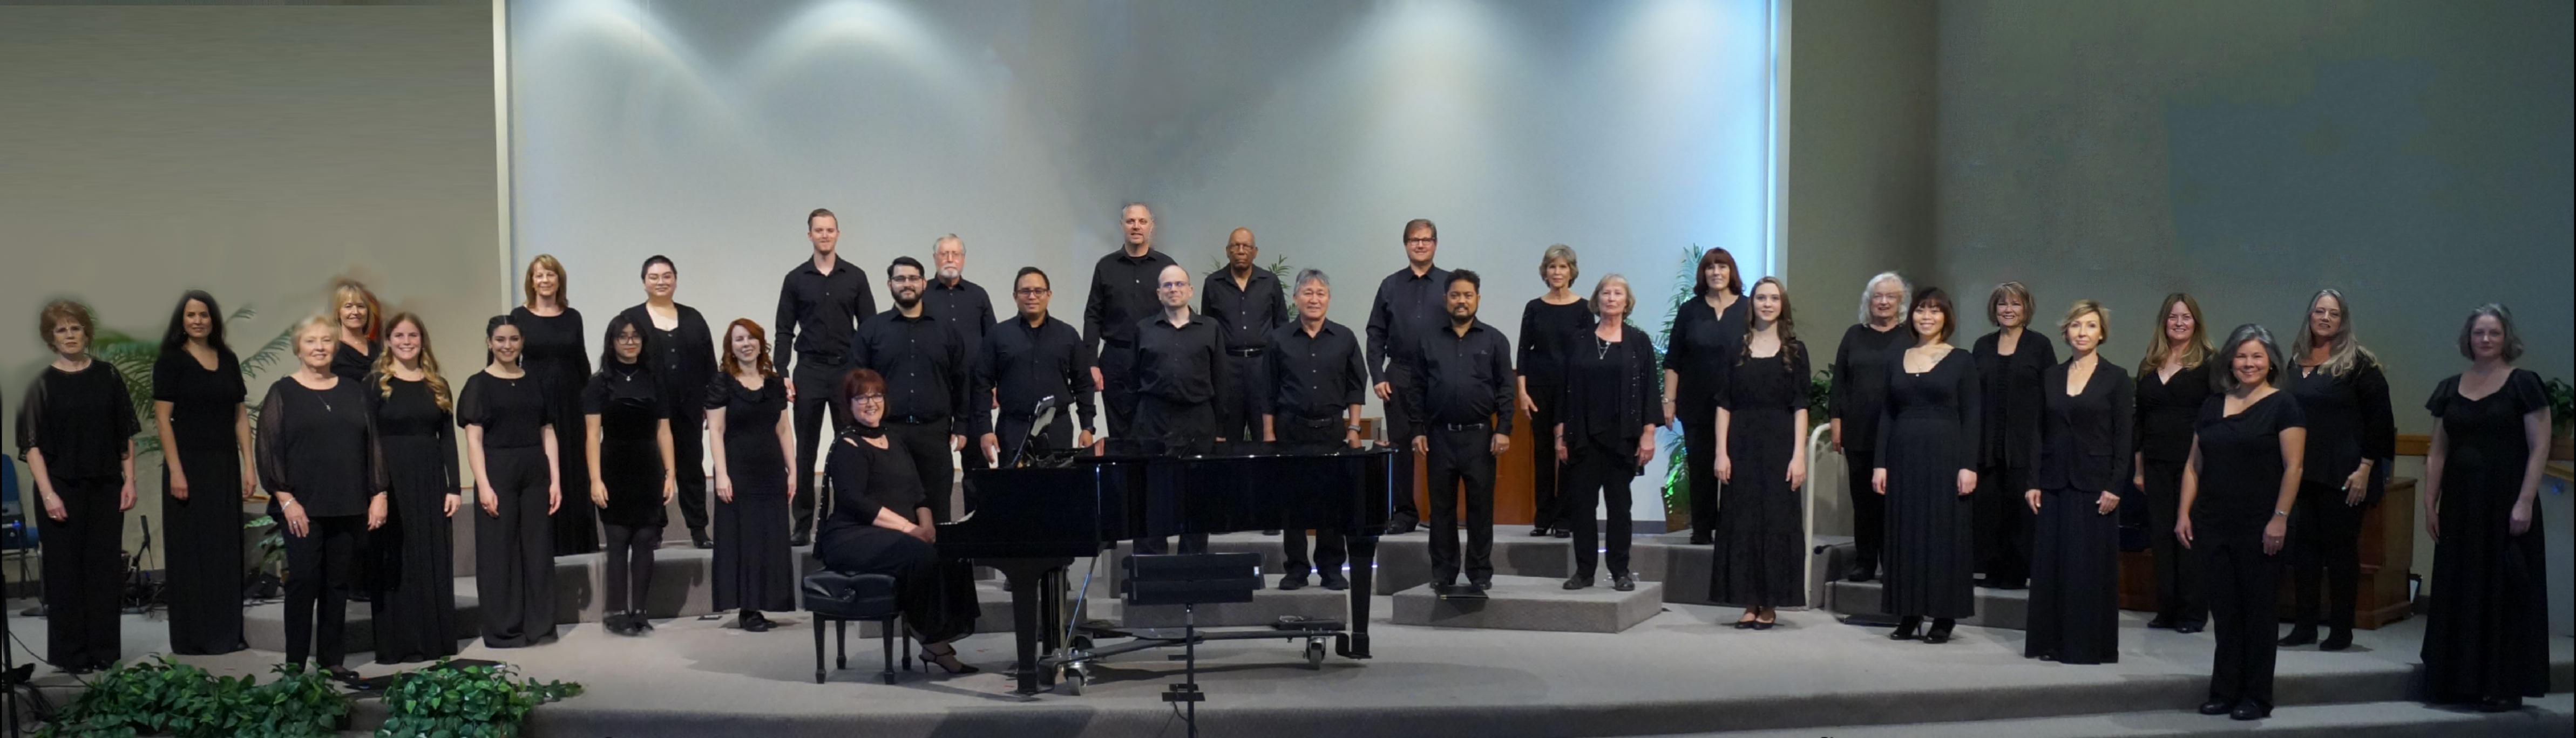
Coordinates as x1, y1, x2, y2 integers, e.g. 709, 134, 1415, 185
1045, 552, 1344, 699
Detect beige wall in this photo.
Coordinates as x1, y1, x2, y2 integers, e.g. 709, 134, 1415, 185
0, 4, 499, 566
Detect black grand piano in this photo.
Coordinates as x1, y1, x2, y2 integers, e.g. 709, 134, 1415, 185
940, 439, 1397, 694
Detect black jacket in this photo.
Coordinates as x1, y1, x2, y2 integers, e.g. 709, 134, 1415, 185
2028, 360, 2133, 494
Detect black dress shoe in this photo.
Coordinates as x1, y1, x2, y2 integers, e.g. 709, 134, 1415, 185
2319, 628, 2352, 651
1611, 573, 1636, 592
1320, 573, 1350, 591
1263, 529, 1282, 535
1923, 618, 1955, 644
1469, 578, 1493, 591
690, 528, 714, 549
1550, 527, 1571, 538
2173, 621, 2206, 634
2146, 615, 2175, 630
2230, 703, 2269, 721
2198, 699, 2236, 715
1889, 616, 1922, 640
1386, 521, 1418, 535
1688, 531, 1712, 545
1278, 575, 1309, 591
1732, 619, 1754, 630
1529, 527, 1551, 537
1847, 563, 1876, 583
2477, 696, 2523, 713
1562, 576, 1593, 590
790, 532, 813, 548
2277, 626, 2318, 647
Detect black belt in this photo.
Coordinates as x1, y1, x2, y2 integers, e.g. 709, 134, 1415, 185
1224, 346, 1265, 357
1435, 421, 1488, 432
1283, 412, 1340, 429
889, 415, 949, 425
1104, 338, 1135, 349
800, 351, 848, 364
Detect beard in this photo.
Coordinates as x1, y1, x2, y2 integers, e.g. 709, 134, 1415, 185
938, 266, 961, 281
894, 292, 923, 310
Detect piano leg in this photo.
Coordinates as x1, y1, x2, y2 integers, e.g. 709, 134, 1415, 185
1342, 534, 1378, 659
988, 558, 1072, 694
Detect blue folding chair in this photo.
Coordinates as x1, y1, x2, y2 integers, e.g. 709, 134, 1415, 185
0, 456, 29, 551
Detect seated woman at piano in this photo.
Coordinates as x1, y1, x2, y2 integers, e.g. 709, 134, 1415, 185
816, 368, 981, 674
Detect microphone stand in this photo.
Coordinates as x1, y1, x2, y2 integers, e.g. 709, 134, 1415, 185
1007, 397, 1058, 469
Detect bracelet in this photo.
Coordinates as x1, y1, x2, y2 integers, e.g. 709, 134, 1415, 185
2273, 509, 2290, 517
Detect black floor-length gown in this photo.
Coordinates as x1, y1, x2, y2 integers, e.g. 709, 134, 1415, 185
2421, 369, 2551, 703
368, 375, 462, 664
1712, 344, 1811, 608
709, 373, 795, 613
2025, 360, 2132, 665
154, 350, 249, 654
1876, 348, 1979, 619
513, 306, 596, 555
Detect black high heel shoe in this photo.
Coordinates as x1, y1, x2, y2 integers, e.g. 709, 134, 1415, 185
2318, 627, 2352, 651
1922, 618, 1955, 644
1889, 616, 1922, 641
919, 645, 980, 674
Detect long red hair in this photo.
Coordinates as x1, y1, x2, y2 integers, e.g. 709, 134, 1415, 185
720, 318, 775, 378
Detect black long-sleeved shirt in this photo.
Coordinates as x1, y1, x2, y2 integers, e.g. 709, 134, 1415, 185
256, 377, 385, 517
850, 309, 968, 423
1081, 248, 1179, 351
1365, 264, 1451, 385
1260, 320, 1367, 421
773, 256, 877, 370
1402, 320, 1516, 436
620, 303, 716, 420
1829, 323, 1912, 453
1664, 296, 1747, 414
2285, 354, 2396, 487
1202, 268, 1287, 351
923, 277, 997, 358
1133, 313, 1229, 407
969, 313, 1098, 435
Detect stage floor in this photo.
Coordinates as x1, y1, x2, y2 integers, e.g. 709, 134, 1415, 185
7, 592, 2570, 737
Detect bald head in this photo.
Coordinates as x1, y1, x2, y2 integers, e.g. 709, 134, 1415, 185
1156, 263, 1194, 312
1121, 203, 1155, 254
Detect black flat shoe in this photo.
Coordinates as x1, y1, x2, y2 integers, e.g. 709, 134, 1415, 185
2319, 629, 2352, 651
1732, 618, 1755, 630
1550, 528, 1571, 538
1385, 521, 1418, 535
1469, 578, 1493, 591
2477, 696, 2523, 713
740, 612, 772, 633
1889, 616, 1922, 641
2146, 615, 2175, 630
2277, 626, 2317, 646
1278, 575, 1309, 591
789, 532, 812, 548
1529, 527, 1551, 537
1611, 573, 1636, 592
1847, 564, 1876, 583
1563, 576, 1594, 590
2230, 703, 2270, 721
690, 528, 714, 549
2198, 699, 2236, 715
1320, 573, 1349, 591
2173, 621, 2206, 634
1923, 618, 1955, 644
1688, 531, 1712, 545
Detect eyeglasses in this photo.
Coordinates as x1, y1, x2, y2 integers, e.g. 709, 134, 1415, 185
1405, 237, 1436, 245
854, 394, 885, 403
890, 275, 925, 283
1014, 288, 1049, 296
1158, 281, 1191, 290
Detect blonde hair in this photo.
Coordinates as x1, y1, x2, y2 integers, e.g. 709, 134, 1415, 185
373, 312, 453, 413
523, 254, 569, 309
2289, 288, 2374, 377
330, 279, 381, 342
2137, 292, 2211, 376
1540, 244, 1580, 287
1589, 274, 1633, 320
2058, 300, 2109, 346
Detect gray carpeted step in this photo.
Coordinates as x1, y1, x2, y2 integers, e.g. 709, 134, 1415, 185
1121, 574, 1349, 628
1825, 578, 2029, 630
1392, 575, 1664, 633
1651, 694, 2575, 738
242, 596, 482, 655
1369, 536, 1575, 594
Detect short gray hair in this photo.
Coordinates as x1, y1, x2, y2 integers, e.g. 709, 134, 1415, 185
1858, 271, 1910, 325
1293, 268, 1331, 291
1540, 244, 1580, 284
2458, 303, 2524, 361
2213, 323, 2288, 394
932, 234, 963, 252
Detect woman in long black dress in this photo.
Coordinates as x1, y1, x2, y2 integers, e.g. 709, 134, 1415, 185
515, 255, 597, 556
1971, 282, 2055, 590
1554, 276, 1659, 591
1831, 272, 1912, 582
1663, 249, 1747, 545
329, 280, 380, 383
2280, 288, 2394, 651
584, 314, 676, 636
151, 291, 253, 655
460, 315, 564, 648
623, 256, 718, 550
1516, 244, 1589, 538
2132, 293, 2213, 632
818, 369, 978, 674
367, 313, 463, 664
2420, 304, 2552, 711
255, 316, 389, 677
707, 318, 797, 632
1712, 277, 1811, 627
17, 300, 140, 674
2177, 324, 2305, 721
1872, 287, 1979, 644
2023, 300, 2130, 664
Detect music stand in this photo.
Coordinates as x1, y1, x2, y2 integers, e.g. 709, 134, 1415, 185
1121, 552, 1262, 738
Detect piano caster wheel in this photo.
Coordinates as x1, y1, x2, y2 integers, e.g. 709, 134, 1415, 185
1054, 666, 1089, 696
1305, 640, 1326, 670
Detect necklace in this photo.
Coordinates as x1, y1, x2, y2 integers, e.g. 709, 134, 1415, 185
1596, 334, 1615, 360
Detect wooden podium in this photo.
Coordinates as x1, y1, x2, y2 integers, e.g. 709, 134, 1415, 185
2117, 477, 2417, 629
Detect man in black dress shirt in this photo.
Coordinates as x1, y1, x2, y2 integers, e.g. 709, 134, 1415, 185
923, 234, 997, 470
1261, 268, 1366, 591
1132, 263, 1226, 554
1368, 218, 1450, 534
1083, 203, 1178, 441
972, 267, 1097, 468
850, 256, 968, 522
1202, 228, 1287, 443
774, 208, 877, 545
1403, 269, 1514, 591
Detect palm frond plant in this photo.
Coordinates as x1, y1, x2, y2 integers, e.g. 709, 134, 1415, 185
1655, 245, 1704, 530
1201, 254, 1299, 304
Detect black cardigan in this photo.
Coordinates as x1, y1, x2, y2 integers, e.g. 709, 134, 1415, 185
2028, 360, 2133, 494
1556, 323, 1665, 453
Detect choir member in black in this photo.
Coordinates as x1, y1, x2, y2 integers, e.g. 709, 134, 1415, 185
1712, 277, 1811, 627
1555, 276, 1659, 592
972, 268, 1098, 468
850, 256, 969, 525
1367, 218, 1452, 534
1517, 245, 1590, 538
1873, 286, 1979, 644
151, 291, 253, 654
2132, 293, 2213, 632
707, 319, 797, 632
1831, 272, 1912, 581
628, 255, 718, 549
2420, 304, 2552, 711
366, 313, 463, 664
776, 208, 877, 546
1664, 248, 1748, 545
818, 368, 979, 674
330, 280, 381, 382
1204, 228, 1287, 444
1261, 269, 1366, 590
1083, 203, 1179, 440
514, 255, 596, 556
460, 315, 564, 648
256, 316, 389, 677
2023, 300, 2130, 664
585, 315, 677, 636
1971, 282, 2056, 590
2178, 324, 2305, 721
2279, 289, 2394, 651
1404, 270, 1515, 590
16, 300, 139, 674
924, 236, 996, 471
1132, 263, 1229, 554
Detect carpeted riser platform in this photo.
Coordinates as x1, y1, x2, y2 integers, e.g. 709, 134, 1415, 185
1827, 579, 2031, 630
1391, 576, 1664, 632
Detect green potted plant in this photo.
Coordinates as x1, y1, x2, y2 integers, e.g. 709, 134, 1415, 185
35, 657, 352, 738
376, 659, 584, 738
2546, 377, 2573, 461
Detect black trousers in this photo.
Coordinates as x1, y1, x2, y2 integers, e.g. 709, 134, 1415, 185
1526, 388, 1565, 530
1565, 441, 1636, 578
1974, 463, 2033, 587
1130, 397, 1214, 555
1843, 447, 1884, 570
2288, 480, 2368, 632
790, 358, 850, 538
994, 413, 1073, 468
36, 476, 124, 670
1215, 352, 1264, 441
2141, 459, 2205, 626
476, 446, 557, 648
1425, 426, 1497, 583
1099, 343, 1137, 439
283, 514, 363, 668
1682, 410, 1719, 535
602, 523, 661, 616
883, 420, 957, 522
2200, 529, 2282, 708
1275, 418, 1347, 575
670, 407, 709, 532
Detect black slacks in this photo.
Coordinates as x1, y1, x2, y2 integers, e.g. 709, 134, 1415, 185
1425, 426, 1496, 584
1564, 441, 1636, 578
2141, 459, 2204, 626
1525, 388, 1565, 530
36, 476, 124, 670
1974, 463, 2034, 587
283, 514, 363, 668
602, 523, 661, 616
476, 446, 557, 648
882, 420, 957, 522
2288, 480, 2368, 632
790, 358, 850, 537
1275, 418, 1348, 575
2200, 529, 2282, 709
670, 407, 708, 532
1215, 352, 1263, 441
1381, 373, 1423, 527
1843, 447, 1884, 570
1099, 343, 1136, 439
1682, 410, 1719, 535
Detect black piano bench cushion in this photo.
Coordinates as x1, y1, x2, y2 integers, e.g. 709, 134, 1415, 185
803, 571, 901, 620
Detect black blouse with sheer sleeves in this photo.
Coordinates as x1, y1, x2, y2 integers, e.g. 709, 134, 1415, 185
15, 360, 140, 479
255, 376, 385, 518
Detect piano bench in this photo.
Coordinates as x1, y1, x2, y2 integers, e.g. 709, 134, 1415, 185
802, 570, 909, 685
